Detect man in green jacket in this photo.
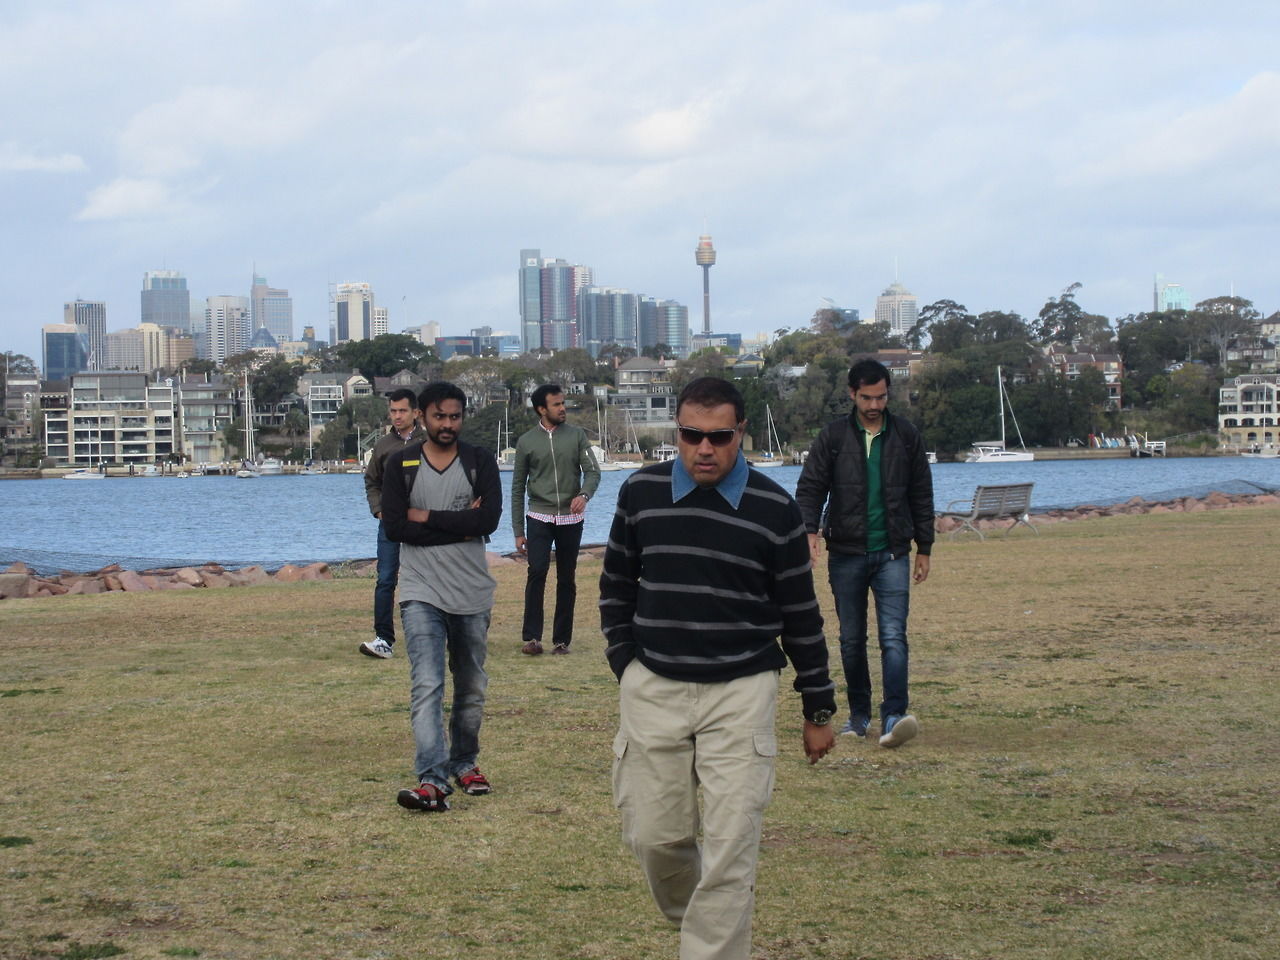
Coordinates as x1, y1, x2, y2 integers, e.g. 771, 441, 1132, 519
510, 384, 600, 655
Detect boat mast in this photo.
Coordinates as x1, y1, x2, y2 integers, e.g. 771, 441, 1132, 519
997, 366, 1007, 450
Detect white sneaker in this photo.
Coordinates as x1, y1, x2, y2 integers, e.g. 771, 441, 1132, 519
879, 714, 919, 748
360, 637, 394, 659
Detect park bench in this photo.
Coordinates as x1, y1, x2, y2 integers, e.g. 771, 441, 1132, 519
939, 482, 1037, 540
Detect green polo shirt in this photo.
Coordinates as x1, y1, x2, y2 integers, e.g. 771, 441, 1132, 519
856, 416, 889, 553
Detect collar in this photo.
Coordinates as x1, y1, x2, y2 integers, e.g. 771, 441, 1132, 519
538, 420, 559, 435
853, 410, 891, 439
671, 450, 748, 509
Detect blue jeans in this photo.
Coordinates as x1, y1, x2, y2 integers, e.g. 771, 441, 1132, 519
827, 551, 910, 721
401, 601, 490, 792
522, 517, 583, 647
374, 521, 399, 644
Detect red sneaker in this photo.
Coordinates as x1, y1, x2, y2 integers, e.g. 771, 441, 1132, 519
397, 782, 450, 812
455, 767, 492, 795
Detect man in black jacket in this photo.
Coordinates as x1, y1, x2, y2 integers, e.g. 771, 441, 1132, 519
381, 382, 502, 811
796, 358, 934, 748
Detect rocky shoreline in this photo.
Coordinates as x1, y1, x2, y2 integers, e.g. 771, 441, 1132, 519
3, 490, 1277, 601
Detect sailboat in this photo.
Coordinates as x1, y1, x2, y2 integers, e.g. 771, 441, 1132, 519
497, 408, 516, 471
614, 408, 643, 468
751, 404, 785, 467
966, 366, 1034, 463
235, 373, 261, 478
592, 399, 623, 471
299, 405, 325, 474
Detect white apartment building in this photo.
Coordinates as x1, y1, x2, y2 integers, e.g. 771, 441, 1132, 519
42, 372, 175, 466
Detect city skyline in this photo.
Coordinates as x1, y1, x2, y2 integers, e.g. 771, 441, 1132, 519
3, 2, 1279, 364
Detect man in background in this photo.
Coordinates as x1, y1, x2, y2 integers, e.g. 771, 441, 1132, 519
360, 388, 426, 659
796, 358, 934, 747
381, 381, 502, 811
510, 383, 599, 656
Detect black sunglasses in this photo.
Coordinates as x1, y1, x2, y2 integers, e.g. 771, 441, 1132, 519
676, 424, 739, 447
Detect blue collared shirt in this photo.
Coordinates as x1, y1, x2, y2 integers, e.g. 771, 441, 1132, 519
671, 450, 749, 510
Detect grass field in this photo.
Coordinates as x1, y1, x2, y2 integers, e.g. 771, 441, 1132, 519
2, 507, 1277, 960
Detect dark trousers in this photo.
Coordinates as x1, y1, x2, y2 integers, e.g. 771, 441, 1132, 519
374, 520, 400, 644
522, 517, 583, 647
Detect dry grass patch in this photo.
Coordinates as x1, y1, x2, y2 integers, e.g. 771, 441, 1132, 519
2, 508, 1277, 959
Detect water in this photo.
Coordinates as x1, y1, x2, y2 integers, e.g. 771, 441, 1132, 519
2, 456, 1277, 574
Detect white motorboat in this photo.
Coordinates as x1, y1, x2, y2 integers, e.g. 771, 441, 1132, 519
966, 366, 1034, 463
1241, 443, 1279, 459
259, 457, 283, 475
62, 468, 105, 480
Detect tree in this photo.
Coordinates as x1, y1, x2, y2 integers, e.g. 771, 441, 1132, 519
252, 355, 302, 407
597, 343, 636, 367
642, 343, 675, 360
671, 350, 729, 393
1190, 296, 1260, 368
919, 300, 976, 353
542, 348, 599, 387
974, 310, 1031, 345
334, 334, 433, 381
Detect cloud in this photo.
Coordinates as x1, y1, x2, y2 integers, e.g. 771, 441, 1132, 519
76, 178, 180, 221
0, 143, 86, 173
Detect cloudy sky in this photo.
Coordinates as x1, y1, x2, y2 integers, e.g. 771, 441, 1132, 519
3, 0, 1278, 364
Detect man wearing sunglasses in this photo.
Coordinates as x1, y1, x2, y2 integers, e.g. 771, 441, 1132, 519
796, 358, 934, 749
601, 376, 836, 960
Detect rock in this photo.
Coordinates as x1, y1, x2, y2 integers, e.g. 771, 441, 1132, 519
0, 573, 32, 599
95, 563, 123, 575
103, 574, 123, 591
173, 567, 204, 587
118, 570, 153, 592
299, 562, 332, 582
273, 564, 304, 583
1205, 491, 1231, 506
4, 561, 32, 574
65, 578, 106, 595
155, 579, 195, 590
1184, 499, 1207, 513
199, 571, 231, 588
235, 565, 271, 586
34, 578, 68, 596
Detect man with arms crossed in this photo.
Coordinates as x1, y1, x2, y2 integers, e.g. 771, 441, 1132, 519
360, 388, 426, 659
796, 358, 934, 748
381, 382, 502, 811
511, 383, 600, 655
601, 376, 836, 960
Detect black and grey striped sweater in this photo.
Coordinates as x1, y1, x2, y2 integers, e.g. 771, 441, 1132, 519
599, 461, 836, 721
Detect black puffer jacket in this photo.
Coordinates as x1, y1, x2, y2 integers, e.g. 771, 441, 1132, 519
795, 411, 934, 557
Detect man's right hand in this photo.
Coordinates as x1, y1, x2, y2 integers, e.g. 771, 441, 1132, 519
807, 533, 822, 568
515, 535, 527, 554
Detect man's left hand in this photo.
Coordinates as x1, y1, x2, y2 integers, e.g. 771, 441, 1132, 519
570, 495, 588, 514
913, 554, 931, 584
803, 720, 835, 764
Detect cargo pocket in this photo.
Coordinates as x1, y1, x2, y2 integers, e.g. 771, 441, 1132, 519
611, 731, 630, 810
752, 730, 778, 810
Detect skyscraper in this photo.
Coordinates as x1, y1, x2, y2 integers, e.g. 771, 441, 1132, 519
519, 249, 543, 352
875, 282, 918, 340
1153, 274, 1190, 313
578, 287, 640, 357
333, 282, 375, 343
142, 271, 191, 333
655, 300, 691, 359
64, 300, 106, 370
205, 296, 251, 365
250, 273, 294, 343
518, 250, 594, 352
42, 324, 87, 382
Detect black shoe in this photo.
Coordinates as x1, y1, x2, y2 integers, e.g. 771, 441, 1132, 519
397, 782, 450, 811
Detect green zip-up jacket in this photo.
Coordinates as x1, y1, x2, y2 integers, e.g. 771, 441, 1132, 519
510, 421, 601, 538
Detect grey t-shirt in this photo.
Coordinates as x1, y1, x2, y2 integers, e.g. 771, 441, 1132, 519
398, 456, 496, 615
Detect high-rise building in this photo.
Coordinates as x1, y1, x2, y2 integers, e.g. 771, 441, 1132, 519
578, 287, 640, 357
519, 249, 543, 352
142, 271, 191, 333
250, 273, 294, 343
518, 250, 594, 352
875, 282, 918, 339
205, 295, 251, 365
655, 300, 691, 359
1153, 273, 1190, 313
64, 300, 106, 370
42, 323, 87, 382
406, 321, 441, 346
333, 282, 375, 343
372, 306, 389, 339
